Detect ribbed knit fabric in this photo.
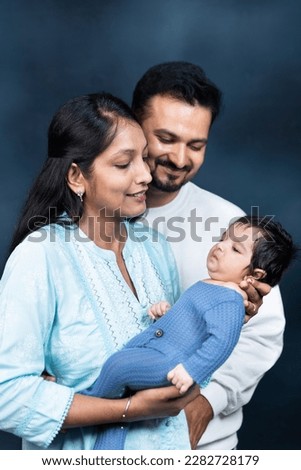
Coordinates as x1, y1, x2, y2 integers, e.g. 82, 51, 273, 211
82, 281, 245, 450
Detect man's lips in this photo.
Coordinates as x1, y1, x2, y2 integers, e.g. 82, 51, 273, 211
157, 160, 192, 173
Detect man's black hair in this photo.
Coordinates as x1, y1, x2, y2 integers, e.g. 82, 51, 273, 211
132, 61, 222, 124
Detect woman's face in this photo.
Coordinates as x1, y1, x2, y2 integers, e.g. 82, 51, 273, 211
82, 119, 152, 220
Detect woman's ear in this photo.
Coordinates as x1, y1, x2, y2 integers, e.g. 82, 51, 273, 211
66, 163, 85, 196
252, 268, 267, 281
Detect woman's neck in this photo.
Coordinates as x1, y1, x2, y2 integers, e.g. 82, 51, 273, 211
79, 214, 127, 255
79, 213, 138, 298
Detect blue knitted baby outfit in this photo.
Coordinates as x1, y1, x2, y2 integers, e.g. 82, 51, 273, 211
82, 281, 245, 449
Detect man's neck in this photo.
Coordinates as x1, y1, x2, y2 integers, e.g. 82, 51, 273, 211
146, 185, 180, 208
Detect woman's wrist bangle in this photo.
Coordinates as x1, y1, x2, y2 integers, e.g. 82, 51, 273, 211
122, 395, 132, 420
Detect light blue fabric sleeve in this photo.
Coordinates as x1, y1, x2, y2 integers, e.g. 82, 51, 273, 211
0, 235, 74, 448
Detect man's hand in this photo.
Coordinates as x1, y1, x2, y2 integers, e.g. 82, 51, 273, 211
240, 276, 271, 322
185, 394, 213, 449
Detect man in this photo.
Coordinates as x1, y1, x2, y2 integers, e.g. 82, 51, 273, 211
131, 62, 285, 450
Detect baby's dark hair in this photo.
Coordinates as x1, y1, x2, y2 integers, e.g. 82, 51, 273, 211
230, 215, 298, 287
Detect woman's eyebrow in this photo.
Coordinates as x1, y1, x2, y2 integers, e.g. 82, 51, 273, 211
112, 143, 148, 158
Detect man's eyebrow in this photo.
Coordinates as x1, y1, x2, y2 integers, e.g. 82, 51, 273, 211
155, 128, 208, 144
189, 138, 208, 145
154, 129, 177, 138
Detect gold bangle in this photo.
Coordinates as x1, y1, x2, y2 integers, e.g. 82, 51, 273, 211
122, 396, 132, 420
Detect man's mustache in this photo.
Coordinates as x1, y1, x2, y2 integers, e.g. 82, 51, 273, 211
156, 158, 192, 173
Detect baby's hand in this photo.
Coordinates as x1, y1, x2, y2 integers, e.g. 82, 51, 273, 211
167, 363, 194, 394
148, 300, 171, 320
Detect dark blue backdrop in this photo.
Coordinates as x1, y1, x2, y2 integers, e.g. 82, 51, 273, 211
1, 0, 300, 450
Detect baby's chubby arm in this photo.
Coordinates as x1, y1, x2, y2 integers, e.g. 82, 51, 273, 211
148, 300, 171, 320
167, 363, 194, 395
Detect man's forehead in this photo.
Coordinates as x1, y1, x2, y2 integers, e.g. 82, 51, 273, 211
144, 95, 212, 136
148, 94, 206, 114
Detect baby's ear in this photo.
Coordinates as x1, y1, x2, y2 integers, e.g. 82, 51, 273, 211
252, 268, 267, 281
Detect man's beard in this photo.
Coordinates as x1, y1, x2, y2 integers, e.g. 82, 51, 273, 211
150, 172, 190, 193
150, 159, 191, 193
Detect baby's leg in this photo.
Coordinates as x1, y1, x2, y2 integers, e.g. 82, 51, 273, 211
81, 347, 173, 450
83, 347, 171, 399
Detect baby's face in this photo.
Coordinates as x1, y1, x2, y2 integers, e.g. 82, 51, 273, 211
206, 224, 258, 283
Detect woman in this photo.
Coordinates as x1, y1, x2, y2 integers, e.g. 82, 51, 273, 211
0, 93, 199, 450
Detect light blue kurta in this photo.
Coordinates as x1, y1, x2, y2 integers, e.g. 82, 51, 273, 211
0, 221, 190, 450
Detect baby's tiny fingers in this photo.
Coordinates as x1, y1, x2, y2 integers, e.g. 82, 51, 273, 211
167, 370, 174, 381
179, 384, 189, 394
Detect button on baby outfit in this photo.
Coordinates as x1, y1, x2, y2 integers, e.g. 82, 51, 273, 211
155, 329, 164, 337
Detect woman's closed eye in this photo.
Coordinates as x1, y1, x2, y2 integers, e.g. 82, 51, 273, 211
115, 162, 130, 169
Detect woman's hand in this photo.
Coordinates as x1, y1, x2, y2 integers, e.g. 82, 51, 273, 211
63, 385, 200, 428
41, 371, 56, 382
126, 384, 200, 422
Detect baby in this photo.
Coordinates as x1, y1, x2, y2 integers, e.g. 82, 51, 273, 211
82, 215, 297, 449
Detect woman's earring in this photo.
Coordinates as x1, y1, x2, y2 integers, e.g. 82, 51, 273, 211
77, 191, 84, 202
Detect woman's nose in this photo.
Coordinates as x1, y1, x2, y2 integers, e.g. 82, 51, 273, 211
135, 158, 152, 184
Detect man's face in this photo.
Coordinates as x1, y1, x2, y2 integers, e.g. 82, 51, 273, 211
140, 95, 212, 193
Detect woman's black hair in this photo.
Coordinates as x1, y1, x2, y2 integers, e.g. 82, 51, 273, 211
10, 92, 139, 252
